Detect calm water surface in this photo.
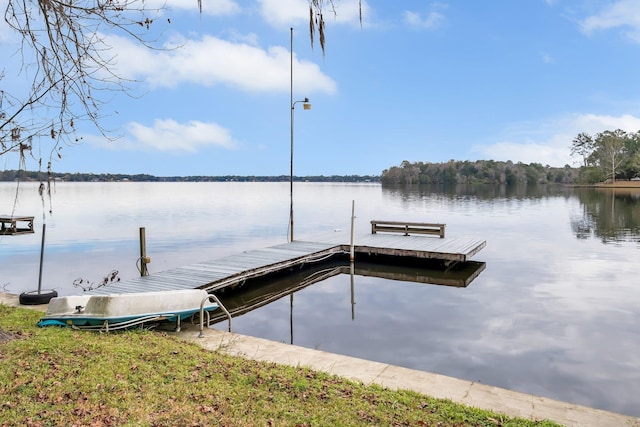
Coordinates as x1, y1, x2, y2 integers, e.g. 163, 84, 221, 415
1, 182, 639, 416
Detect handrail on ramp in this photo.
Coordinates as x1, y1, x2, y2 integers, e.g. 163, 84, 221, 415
199, 294, 231, 337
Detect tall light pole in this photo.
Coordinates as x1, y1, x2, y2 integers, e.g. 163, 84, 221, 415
290, 27, 311, 242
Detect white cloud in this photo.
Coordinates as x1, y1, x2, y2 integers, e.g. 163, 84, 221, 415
89, 119, 236, 152
471, 140, 571, 167
128, 119, 235, 151
540, 51, 553, 64
569, 112, 640, 133
143, 0, 241, 16
258, 0, 366, 27
470, 113, 640, 166
404, 11, 445, 30
580, 0, 640, 43
224, 30, 260, 46
258, 0, 308, 25
106, 33, 337, 95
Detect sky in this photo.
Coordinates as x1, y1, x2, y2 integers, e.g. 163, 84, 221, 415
3, 0, 640, 177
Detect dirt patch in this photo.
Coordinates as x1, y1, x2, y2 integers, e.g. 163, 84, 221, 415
596, 181, 640, 188
0, 327, 22, 344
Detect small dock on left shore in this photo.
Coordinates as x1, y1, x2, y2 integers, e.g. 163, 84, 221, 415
86, 230, 486, 296
0, 215, 35, 235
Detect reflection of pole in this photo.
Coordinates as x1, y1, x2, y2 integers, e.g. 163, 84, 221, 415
37, 223, 46, 294
290, 292, 294, 344
350, 261, 355, 320
611, 191, 615, 227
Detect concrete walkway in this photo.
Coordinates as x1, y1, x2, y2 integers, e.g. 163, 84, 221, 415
174, 324, 639, 427
3, 292, 639, 427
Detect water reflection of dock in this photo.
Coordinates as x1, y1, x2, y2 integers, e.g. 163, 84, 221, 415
351, 259, 486, 287
87, 232, 486, 296
207, 259, 486, 324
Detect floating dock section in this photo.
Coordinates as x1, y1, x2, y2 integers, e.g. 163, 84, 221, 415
86, 230, 486, 296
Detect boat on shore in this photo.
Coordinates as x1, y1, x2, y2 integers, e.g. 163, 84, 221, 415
38, 289, 218, 331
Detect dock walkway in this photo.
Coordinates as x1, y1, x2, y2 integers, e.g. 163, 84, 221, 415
87, 232, 486, 295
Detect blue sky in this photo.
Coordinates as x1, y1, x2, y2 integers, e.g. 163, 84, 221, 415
3, 0, 640, 177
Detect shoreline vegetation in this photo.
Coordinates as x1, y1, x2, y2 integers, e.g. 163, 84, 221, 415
3, 168, 640, 194
0, 304, 560, 426
0, 170, 380, 183
380, 160, 640, 186
3, 157, 640, 187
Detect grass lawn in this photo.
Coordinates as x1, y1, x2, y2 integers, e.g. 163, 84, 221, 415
0, 304, 560, 427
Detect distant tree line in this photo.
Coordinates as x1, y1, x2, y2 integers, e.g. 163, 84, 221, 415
381, 160, 578, 186
0, 170, 380, 183
570, 129, 640, 183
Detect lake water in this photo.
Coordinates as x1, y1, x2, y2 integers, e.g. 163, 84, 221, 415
1, 181, 639, 417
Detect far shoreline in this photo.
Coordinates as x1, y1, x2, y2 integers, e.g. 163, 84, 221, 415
572, 180, 640, 189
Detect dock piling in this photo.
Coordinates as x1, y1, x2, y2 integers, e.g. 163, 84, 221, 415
139, 227, 149, 277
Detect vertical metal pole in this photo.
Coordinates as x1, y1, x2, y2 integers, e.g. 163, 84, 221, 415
139, 227, 148, 277
289, 27, 295, 242
350, 200, 355, 262
350, 201, 356, 319
37, 223, 46, 294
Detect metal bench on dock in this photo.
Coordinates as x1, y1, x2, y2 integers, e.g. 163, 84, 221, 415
0, 215, 35, 235
371, 220, 445, 238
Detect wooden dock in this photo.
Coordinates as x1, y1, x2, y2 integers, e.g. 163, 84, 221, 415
87, 232, 486, 296
0, 215, 35, 235
314, 231, 486, 263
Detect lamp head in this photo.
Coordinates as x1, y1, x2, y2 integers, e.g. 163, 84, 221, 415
303, 98, 311, 110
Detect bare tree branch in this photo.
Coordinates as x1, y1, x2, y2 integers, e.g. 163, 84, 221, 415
1, 0, 165, 168
308, 0, 361, 56
1, 1, 360, 172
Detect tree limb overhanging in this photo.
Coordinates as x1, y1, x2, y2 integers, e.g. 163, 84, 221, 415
309, 0, 362, 55
2, 0, 165, 167
1, 0, 360, 170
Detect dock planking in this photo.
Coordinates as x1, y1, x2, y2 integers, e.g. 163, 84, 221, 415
313, 231, 486, 263
86, 233, 486, 295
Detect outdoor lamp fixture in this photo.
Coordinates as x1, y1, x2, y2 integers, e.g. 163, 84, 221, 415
289, 96, 311, 242
289, 26, 312, 243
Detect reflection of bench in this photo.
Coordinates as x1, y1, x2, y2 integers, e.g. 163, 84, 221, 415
371, 220, 445, 238
0, 216, 35, 235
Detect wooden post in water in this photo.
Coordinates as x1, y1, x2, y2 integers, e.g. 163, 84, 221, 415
139, 227, 148, 277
